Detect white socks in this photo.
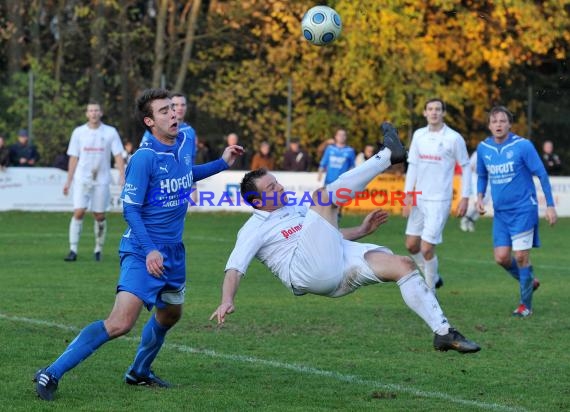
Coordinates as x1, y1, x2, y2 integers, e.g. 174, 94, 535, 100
423, 255, 440, 290
94, 220, 107, 253
69, 218, 83, 253
397, 271, 450, 335
326, 148, 392, 204
411, 252, 425, 273
466, 203, 480, 222
69, 217, 107, 254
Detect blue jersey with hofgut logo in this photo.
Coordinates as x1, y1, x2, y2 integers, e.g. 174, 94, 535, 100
120, 131, 195, 254
476, 133, 554, 212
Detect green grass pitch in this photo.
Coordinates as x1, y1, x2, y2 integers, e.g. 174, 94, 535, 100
0, 211, 569, 411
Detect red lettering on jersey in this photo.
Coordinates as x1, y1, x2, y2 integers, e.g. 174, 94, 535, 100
280, 223, 303, 239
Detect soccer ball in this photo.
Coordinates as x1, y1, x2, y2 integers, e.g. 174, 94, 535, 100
301, 5, 342, 46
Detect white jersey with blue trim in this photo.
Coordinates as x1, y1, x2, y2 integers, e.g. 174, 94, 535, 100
476, 133, 546, 212
120, 132, 194, 248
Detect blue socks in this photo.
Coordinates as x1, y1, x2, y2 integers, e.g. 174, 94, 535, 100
47, 320, 110, 380
130, 315, 170, 376
519, 266, 534, 309
504, 257, 535, 309
505, 257, 520, 280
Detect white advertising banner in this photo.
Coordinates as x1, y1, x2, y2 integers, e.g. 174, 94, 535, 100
0, 168, 322, 213
1, 167, 569, 216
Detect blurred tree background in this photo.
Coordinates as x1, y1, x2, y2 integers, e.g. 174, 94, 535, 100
0, 0, 568, 171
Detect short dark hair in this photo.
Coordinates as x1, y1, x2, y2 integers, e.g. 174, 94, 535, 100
488, 106, 513, 124
171, 92, 185, 99
240, 168, 268, 207
425, 98, 446, 112
136, 88, 171, 131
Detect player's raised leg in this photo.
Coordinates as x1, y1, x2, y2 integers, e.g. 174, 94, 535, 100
327, 122, 405, 199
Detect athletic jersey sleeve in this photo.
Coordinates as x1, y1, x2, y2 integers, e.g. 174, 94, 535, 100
192, 158, 229, 182
404, 133, 419, 192
455, 135, 471, 197
110, 127, 124, 157
476, 144, 489, 196
319, 146, 331, 169
224, 222, 264, 276
121, 149, 157, 255
348, 148, 356, 169
522, 140, 555, 207
66, 129, 80, 157
404, 162, 417, 193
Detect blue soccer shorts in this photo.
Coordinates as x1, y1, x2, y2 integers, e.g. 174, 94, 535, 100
117, 242, 186, 311
493, 208, 540, 250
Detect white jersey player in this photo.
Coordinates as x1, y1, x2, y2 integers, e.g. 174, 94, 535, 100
63, 102, 125, 262
403, 98, 471, 291
210, 123, 481, 354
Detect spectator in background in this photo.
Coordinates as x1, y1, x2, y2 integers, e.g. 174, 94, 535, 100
195, 138, 213, 165
223, 133, 248, 170
52, 144, 70, 171
541, 140, 562, 176
282, 137, 311, 171
122, 141, 134, 165
250, 141, 275, 170
0, 135, 10, 170
317, 129, 355, 185
9, 129, 40, 167
355, 144, 375, 166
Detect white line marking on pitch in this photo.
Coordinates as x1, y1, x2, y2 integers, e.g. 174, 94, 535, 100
1, 313, 529, 412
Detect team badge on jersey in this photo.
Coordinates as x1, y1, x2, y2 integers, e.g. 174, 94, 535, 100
184, 153, 192, 166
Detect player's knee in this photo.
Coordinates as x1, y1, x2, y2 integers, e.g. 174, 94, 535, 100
156, 306, 183, 327
405, 238, 419, 254
104, 318, 136, 338
494, 253, 510, 267
375, 255, 415, 282
513, 253, 529, 268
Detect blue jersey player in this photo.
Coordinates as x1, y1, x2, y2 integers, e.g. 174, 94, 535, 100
476, 106, 557, 318
34, 88, 244, 401
318, 129, 356, 185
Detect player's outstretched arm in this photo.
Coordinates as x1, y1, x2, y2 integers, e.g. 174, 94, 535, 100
210, 269, 243, 325
340, 209, 389, 241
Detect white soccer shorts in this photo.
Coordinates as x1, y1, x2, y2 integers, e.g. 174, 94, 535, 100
72, 180, 110, 212
289, 209, 391, 298
405, 198, 452, 245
